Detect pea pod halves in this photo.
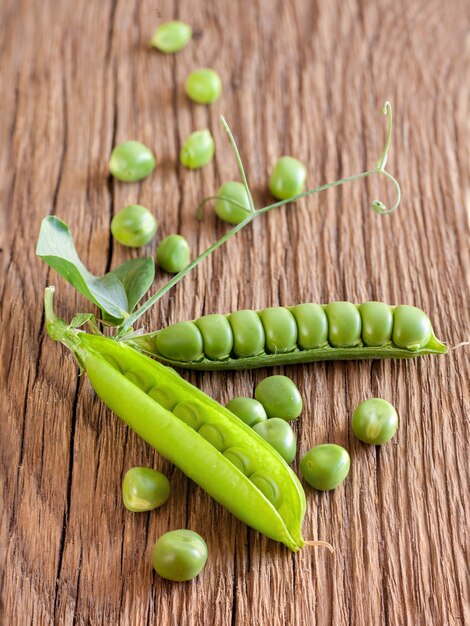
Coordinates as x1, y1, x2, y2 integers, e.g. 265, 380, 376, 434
45, 288, 306, 551
128, 302, 447, 370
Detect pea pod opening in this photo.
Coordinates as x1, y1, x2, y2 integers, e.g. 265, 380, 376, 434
127, 302, 447, 370
45, 287, 312, 552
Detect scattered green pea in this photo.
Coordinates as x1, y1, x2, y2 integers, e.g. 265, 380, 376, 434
352, 398, 398, 445
180, 129, 215, 169
152, 529, 208, 581
108, 141, 156, 182
268, 156, 307, 200
253, 418, 296, 464
150, 21, 192, 53
225, 397, 267, 427
300, 444, 350, 491
214, 181, 251, 224
254, 375, 302, 420
122, 467, 170, 512
111, 205, 158, 247
157, 234, 190, 273
185, 68, 222, 104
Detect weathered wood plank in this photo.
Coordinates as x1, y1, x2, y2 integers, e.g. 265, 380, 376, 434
1, 0, 469, 624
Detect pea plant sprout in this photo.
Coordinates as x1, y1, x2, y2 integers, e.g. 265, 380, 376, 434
37, 102, 401, 338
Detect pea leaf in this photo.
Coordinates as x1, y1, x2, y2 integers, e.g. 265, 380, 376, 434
111, 257, 155, 312
36, 216, 128, 319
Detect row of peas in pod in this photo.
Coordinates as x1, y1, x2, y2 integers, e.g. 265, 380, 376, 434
121, 374, 399, 581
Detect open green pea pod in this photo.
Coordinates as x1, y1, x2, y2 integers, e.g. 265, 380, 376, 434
44, 287, 321, 552
128, 301, 447, 370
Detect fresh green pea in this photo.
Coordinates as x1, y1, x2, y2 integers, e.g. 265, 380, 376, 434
228, 310, 265, 358
152, 529, 208, 581
268, 156, 307, 200
195, 314, 233, 361
324, 302, 362, 348
157, 235, 190, 274
300, 444, 350, 491
290, 304, 328, 349
180, 130, 215, 169
155, 322, 204, 362
352, 398, 398, 445
258, 307, 298, 353
359, 302, 393, 346
225, 397, 267, 427
392, 305, 432, 351
214, 181, 251, 224
253, 418, 296, 464
122, 467, 170, 512
254, 375, 302, 420
150, 21, 192, 53
185, 68, 222, 104
108, 141, 156, 182
110, 205, 157, 247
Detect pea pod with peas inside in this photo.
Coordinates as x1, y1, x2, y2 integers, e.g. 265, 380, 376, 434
44, 286, 327, 552
128, 301, 447, 370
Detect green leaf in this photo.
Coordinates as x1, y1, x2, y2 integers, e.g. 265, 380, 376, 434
111, 257, 155, 312
36, 216, 128, 319
69, 313, 94, 329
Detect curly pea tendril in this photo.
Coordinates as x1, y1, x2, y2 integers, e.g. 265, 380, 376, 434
116, 102, 400, 339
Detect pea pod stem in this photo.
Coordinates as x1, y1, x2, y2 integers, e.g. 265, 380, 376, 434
304, 540, 335, 553
116, 103, 400, 338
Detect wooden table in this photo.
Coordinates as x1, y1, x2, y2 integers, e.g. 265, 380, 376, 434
2, 1, 469, 624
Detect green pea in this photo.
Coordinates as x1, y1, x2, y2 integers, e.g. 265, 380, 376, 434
173, 401, 203, 430
198, 423, 226, 451
228, 310, 265, 358
195, 314, 233, 360
110, 205, 157, 247
359, 302, 393, 346
258, 307, 298, 354
185, 68, 222, 104
254, 375, 302, 420
324, 302, 362, 347
249, 472, 283, 509
268, 156, 307, 200
156, 235, 190, 273
300, 444, 350, 491
180, 130, 215, 169
108, 141, 156, 182
156, 322, 204, 362
150, 21, 192, 53
214, 181, 251, 224
352, 398, 398, 445
222, 447, 255, 476
290, 304, 328, 349
253, 418, 296, 464
122, 467, 170, 512
392, 305, 432, 351
147, 385, 176, 411
152, 529, 208, 582
225, 397, 267, 427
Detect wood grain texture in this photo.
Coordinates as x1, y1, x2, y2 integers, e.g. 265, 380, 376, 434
1, 0, 469, 624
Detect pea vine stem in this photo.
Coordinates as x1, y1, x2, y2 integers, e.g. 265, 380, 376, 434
116, 102, 400, 338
